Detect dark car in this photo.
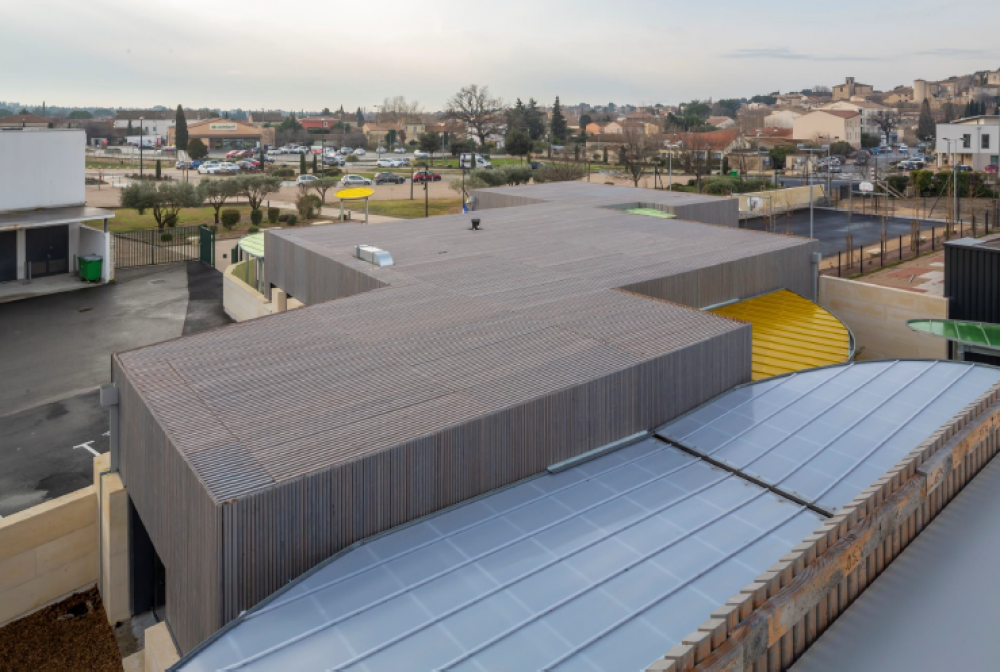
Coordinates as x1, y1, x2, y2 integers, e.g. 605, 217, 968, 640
412, 171, 442, 182
374, 172, 406, 185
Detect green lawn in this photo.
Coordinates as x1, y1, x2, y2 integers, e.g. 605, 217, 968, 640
102, 206, 257, 233
366, 198, 462, 219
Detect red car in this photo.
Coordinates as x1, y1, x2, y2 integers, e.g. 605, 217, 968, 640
985, 164, 999, 174
412, 171, 442, 182
225, 149, 242, 159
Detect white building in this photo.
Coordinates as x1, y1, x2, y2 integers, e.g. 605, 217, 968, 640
764, 109, 802, 129
935, 116, 1000, 170
0, 129, 114, 290
820, 100, 891, 141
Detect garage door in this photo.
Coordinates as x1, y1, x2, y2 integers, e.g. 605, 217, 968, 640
0, 230, 16, 282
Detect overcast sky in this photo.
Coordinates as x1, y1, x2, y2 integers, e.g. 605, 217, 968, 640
4, 0, 998, 112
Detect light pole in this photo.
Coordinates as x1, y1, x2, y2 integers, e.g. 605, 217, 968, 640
799, 143, 828, 240
665, 142, 681, 191
139, 117, 143, 180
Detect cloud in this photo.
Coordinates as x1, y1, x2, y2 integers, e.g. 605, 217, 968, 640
914, 48, 995, 58
725, 47, 882, 62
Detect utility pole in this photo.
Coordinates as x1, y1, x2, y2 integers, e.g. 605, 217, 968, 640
139, 116, 144, 178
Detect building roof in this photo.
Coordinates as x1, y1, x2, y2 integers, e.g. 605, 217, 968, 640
814, 109, 861, 120
177, 360, 1000, 670
250, 112, 285, 123
0, 114, 51, 125
663, 129, 741, 151
0, 205, 114, 230
115, 188, 812, 502
706, 116, 734, 125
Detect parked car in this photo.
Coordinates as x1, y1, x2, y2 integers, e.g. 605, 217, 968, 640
376, 158, 396, 167
376, 146, 386, 154
197, 160, 222, 174
460, 153, 493, 169
353, 148, 366, 156
394, 147, 406, 154
269, 147, 286, 155
396, 157, 410, 166
340, 174, 372, 186
374, 172, 406, 185
323, 156, 345, 166
175, 160, 191, 169
957, 165, 974, 172
218, 162, 240, 174
340, 147, 353, 154
412, 170, 442, 182
289, 146, 309, 154
413, 150, 430, 159
225, 150, 242, 159
236, 159, 260, 170
296, 174, 319, 186
985, 164, 999, 174
261, 154, 276, 163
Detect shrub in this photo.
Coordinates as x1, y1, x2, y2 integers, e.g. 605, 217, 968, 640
155, 159, 162, 180
285, 214, 298, 226
278, 213, 289, 222
220, 208, 241, 230
187, 138, 208, 160
296, 193, 321, 219
250, 209, 263, 225
160, 233, 173, 242
271, 167, 295, 178
346, 155, 359, 163
163, 213, 178, 227
887, 175, 909, 195
267, 207, 280, 223
208, 224, 219, 233
248, 226, 260, 234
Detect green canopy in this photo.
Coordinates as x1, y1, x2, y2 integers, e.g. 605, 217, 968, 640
625, 208, 677, 219
908, 319, 1000, 349
239, 233, 265, 259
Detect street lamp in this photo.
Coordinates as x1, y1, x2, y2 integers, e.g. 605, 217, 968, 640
798, 143, 829, 240
664, 142, 681, 191
139, 116, 144, 178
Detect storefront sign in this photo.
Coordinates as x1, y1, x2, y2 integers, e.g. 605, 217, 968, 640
209, 122, 238, 131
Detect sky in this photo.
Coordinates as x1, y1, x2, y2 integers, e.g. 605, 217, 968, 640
3, 0, 998, 112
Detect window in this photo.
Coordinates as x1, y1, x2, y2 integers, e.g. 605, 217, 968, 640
982, 134, 991, 149
963, 134, 971, 149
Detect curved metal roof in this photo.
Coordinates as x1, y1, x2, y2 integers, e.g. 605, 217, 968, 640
710, 289, 852, 380
908, 319, 1000, 349
238, 233, 265, 259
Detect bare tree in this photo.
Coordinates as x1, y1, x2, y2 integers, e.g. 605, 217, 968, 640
872, 111, 899, 145
379, 96, 422, 123
676, 135, 715, 192
617, 127, 661, 187
444, 84, 506, 147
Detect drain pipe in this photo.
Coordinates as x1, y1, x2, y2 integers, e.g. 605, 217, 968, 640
812, 251, 822, 301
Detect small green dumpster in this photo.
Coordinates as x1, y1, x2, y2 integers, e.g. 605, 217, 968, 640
730, 170, 740, 177
79, 255, 103, 283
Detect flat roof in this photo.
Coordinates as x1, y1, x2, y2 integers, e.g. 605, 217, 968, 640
0, 205, 114, 231
116, 200, 813, 502
177, 438, 823, 671
473, 182, 731, 208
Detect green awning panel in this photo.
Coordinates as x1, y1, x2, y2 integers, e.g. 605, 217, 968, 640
239, 233, 265, 259
908, 319, 1000, 349
625, 208, 677, 219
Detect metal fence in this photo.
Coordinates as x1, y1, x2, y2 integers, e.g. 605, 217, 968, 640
113, 225, 214, 269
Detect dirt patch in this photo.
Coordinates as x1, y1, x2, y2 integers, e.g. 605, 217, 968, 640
0, 587, 123, 672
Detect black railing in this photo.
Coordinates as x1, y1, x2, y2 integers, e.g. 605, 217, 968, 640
113, 225, 205, 269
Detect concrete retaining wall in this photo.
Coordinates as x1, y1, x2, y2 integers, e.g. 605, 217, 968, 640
739, 185, 826, 215
223, 262, 302, 322
0, 487, 98, 626
818, 276, 948, 360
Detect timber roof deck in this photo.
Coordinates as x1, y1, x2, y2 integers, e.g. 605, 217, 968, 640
115, 197, 814, 502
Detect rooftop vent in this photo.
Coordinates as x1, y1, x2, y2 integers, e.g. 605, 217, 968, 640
355, 244, 393, 267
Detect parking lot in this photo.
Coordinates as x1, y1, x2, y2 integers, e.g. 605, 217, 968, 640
0, 262, 230, 517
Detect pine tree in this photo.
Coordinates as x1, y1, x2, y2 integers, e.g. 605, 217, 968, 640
550, 97, 568, 145
127, 119, 133, 135
943, 102, 956, 123
917, 99, 935, 141
524, 99, 545, 141
356, 107, 365, 126
175, 105, 189, 152
300, 152, 307, 175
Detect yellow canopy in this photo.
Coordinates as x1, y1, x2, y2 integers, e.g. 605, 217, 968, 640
710, 289, 852, 381
335, 187, 374, 200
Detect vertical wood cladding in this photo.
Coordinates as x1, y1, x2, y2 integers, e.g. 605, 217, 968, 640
945, 239, 1000, 323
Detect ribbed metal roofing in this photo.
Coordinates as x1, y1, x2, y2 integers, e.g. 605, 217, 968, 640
117, 198, 814, 503
176, 438, 823, 671
238, 233, 264, 259
657, 360, 1000, 512
709, 290, 852, 380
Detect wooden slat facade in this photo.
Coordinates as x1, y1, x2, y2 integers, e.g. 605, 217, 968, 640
113, 187, 818, 653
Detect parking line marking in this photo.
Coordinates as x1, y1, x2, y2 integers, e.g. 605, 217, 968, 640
73, 441, 100, 457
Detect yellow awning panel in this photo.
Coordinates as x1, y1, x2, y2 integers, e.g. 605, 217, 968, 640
710, 289, 852, 381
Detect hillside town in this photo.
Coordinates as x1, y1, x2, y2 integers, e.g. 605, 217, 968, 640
3, 5, 1000, 671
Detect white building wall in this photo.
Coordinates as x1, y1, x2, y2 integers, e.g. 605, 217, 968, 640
0, 129, 85, 213
935, 121, 1000, 170
78, 225, 113, 282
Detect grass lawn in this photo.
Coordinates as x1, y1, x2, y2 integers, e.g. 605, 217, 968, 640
103, 206, 258, 233
366, 198, 462, 219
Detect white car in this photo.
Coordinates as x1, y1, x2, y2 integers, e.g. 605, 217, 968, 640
269, 147, 286, 155
218, 162, 240, 173
413, 150, 430, 159
376, 146, 386, 154
340, 175, 372, 186
296, 174, 319, 186
394, 147, 406, 154
376, 158, 396, 167
197, 160, 222, 174
290, 146, 309, 155
340, 147, 353, 154
353, 148, 366, 156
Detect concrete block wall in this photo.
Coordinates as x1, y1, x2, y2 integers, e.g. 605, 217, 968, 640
95, 452, 131, 625
223, 262, 301, 322
0, 487, 98, 626
818, 276, 949, 360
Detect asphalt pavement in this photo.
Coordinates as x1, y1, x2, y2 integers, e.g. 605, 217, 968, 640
0, 262, 231, 517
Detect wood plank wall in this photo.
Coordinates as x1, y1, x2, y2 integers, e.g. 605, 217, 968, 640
264, 231, 387, 305
647, 382, 1000, 671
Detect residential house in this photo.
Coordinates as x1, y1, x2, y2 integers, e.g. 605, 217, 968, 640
0, 114, 52, 128
832, 77, 874, 101
764, 109, 803, 129
706, 116, 736, 129
792, 109, 862, 148
621, 120, 661, 135
299, 116, 339, 131
935, 115, 1000, 170
586, 120, 623, 135
820, 100, 890, 141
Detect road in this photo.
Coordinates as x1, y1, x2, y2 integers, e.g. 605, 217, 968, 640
0, 262, 231, 517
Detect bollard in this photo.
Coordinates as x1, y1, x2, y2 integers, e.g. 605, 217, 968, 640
899, 235, 902, 260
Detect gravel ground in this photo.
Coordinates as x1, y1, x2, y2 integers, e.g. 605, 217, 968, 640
0, 587, 122, 672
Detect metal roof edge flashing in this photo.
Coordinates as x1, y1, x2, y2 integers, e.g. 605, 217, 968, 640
546, 430, 650, 474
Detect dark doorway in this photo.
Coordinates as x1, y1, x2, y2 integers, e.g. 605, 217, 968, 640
25, 225, 69, 277
129, 498, 166, 620
0, 230, 15, 282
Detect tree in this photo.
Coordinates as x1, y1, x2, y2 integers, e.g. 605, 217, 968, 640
550, 97, 568, 145
278, 114, 303, 133
617, 127, 660, 187
716, 99, 741, 116
505, 123, 533, 162
386, 129, 397, 149
68, 110, 92, 119
942, 102, 956, 123
379, 96, 422, 123
829, 141, 854, 156
750, 95, 777, 105
450, 138, 475, 157
531, 159, 587, 184
175, 105, 189, 152
917, 99, 936, 141
236, 175, 281, 211
198, 178, 241, 224
872, 111, 899, 145
356, 107, 365, 126
127, 119, 133, 135
861, 133, 879, 149
769, 146, 793, 170
309, 177, 340, 204
418, 131, 441, 165
187, 138, 208, 160
524, 98, 545, 141
299, 152, 307, 174
444, 84, 506, 147
579, 113, 593, 128
119, 181, 202, 230
18, 108, 30, 115
320, 107, 332, 115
